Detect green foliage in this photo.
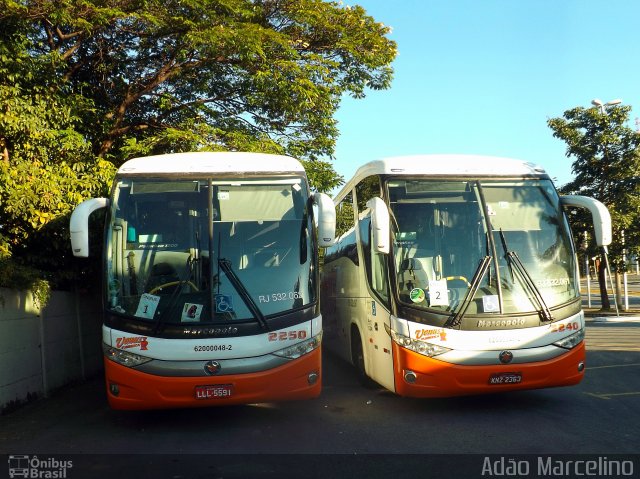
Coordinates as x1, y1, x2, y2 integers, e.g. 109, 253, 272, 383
300, 159, 344, 193
2, 0, 395, 175
0, 0, 396, 290
548, 104, 640, 265
0, 257, 51, 308
0, 16, 116, 291
335, 199, 355, 238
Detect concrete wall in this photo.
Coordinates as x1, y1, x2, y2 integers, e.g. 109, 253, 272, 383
0, 287, 103, 411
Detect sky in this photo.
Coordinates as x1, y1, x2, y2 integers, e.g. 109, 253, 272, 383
333, 0, 640, 189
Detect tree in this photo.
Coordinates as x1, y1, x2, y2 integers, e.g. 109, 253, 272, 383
1, 0, 395, 179
0, 16, 115, 289
0, 0, 396, 288
548, 103, 640, 309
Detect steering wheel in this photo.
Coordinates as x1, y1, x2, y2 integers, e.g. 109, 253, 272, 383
445, 276, 471, 287
148, 281, 199, 295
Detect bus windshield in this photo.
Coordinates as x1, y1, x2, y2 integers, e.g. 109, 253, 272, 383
389, 179, 577, 315
105, 177, 315, 325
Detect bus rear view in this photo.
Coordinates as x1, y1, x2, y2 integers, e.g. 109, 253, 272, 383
70, 152, 335, 410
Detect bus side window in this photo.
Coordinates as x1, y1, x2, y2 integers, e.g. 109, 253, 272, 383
336, 191, 356, 238
355, 176, 390, 308
359, 215, 390, 308
355, 175, 381, 214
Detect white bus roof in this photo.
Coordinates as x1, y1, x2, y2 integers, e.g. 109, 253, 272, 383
117, 152, 306, 176
335, 155, 548, 201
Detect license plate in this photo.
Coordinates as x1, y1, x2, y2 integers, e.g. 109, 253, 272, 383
195, 384, 233, 399
488, 372, 522, 385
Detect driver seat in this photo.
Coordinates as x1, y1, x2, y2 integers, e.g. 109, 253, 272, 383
398, 252, 437, 291
144, 262, 179, 294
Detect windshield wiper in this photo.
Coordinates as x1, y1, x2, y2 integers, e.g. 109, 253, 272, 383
498, 229, 553, 323
299, 197, 312, 264
218, 257, 269, 331
444, 255, 492, 329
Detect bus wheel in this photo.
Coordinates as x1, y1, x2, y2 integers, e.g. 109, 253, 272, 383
351, 327, 377, 389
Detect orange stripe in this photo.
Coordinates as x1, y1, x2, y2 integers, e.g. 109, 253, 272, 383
103, 348, 322, 410
392, 342, 585, 398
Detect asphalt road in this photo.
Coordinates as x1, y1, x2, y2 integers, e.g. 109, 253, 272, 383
1, 320, 639, 478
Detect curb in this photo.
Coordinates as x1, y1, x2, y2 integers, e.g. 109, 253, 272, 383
587, 316, 640, 323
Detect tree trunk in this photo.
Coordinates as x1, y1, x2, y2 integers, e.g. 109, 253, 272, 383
0, 138, 8, 165
597, 258, 610, 310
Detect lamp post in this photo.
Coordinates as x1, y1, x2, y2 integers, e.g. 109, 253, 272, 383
591, 98, 622, 114
581, 230, 591, 308
622, 229, 629, 311
591, 97, 627, 311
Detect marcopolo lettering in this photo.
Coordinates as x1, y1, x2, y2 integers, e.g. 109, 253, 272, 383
182, 327, 239, 336
477, 319, 526, 328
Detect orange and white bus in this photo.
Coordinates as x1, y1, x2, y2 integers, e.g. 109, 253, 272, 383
321, 155, 610, 397
70, 152, 335, 409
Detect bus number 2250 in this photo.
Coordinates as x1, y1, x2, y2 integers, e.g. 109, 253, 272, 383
268, 331, 307, 342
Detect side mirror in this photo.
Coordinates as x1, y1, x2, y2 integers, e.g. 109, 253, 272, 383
366, 196, 390, 254
70, 198, 109, 257
313, 192, 336, 247
560, 195, 611, 247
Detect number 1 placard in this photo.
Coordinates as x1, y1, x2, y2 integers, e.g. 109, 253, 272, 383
135, 293, 160, 319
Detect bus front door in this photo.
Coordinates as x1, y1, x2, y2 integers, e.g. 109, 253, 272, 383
364, 298, 395, 391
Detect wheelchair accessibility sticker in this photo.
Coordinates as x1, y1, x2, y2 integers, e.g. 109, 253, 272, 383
215, 294, 234, 313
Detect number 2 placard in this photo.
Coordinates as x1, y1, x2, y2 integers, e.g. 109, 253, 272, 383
428, 279, 449, 306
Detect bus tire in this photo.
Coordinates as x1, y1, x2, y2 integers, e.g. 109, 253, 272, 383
351, 326, 377, 389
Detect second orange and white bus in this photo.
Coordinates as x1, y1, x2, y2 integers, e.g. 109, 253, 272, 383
321, 155, 610, 397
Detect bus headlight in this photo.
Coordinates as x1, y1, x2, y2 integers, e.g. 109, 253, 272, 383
272, 332, 322, 359
553, 328, 585, 350
390, 330, 451, 358
103, 343, 152, 367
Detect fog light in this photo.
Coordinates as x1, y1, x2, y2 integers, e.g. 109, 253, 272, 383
109, 383, 120, 396
308, 372, 319, 385
404, 370, 417, 384
578, 361, 585, 372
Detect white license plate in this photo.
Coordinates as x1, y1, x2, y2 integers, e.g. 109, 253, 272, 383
195, 384, 233, 399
